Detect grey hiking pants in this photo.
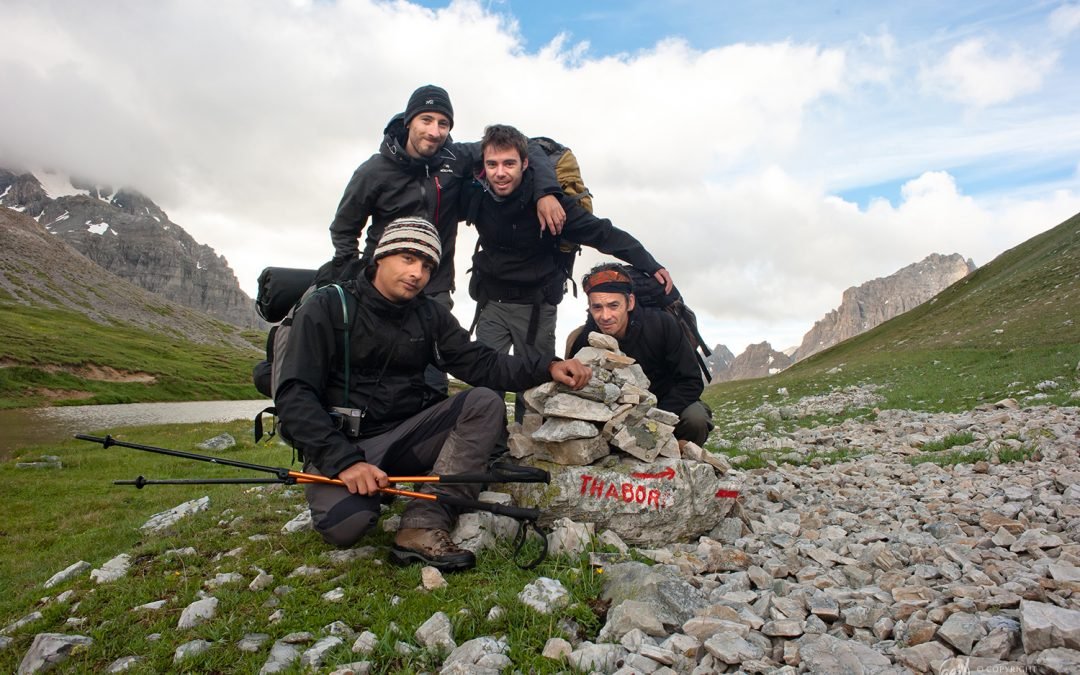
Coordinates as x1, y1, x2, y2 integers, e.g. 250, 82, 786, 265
474, 300, 557, 421
675, 400, 714, 446
304, 387, 504, 547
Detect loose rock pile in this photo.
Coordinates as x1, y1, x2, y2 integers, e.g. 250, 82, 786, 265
537, 394, 1080, 674
504, 332, 737, 545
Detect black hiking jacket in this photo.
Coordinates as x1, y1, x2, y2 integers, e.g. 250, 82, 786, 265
275, 271, 554, 478
329, 115, 561, 295
464, 169, 663, 301
568, 307, 703, 414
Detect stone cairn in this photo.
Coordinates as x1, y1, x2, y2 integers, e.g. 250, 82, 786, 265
502, 332, 737, 546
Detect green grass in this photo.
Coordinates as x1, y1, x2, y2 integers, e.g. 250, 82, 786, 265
0, 305, 261, 408
0, 421, 606, 673
921, 432, 977, 452
908, 449, 989, 467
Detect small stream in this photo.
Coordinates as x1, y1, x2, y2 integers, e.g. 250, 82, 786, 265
0, 399, 272, 459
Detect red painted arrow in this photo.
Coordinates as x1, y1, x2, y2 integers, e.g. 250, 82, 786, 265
715, 489, 740, 499
631, 467, 676, 480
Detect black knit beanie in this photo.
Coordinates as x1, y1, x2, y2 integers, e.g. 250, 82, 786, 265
404, 84, 454, 129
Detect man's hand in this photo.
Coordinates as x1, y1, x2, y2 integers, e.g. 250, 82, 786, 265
549, 358, 592, 389
654, 268, 674, 294
536, 194, 566, 235
337, 461, 388, 496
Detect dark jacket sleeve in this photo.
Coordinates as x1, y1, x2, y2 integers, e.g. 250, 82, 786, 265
427, 302, 555, 391
329, 158, 379, 263
560, 201, 663, 274
654, 312, 704, 414
274, 295, 364, 477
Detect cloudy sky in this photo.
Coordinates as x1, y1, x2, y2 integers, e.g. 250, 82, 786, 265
3, 0, 1079, 354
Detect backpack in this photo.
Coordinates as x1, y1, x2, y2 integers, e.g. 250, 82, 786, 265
252, 264, 357, 443
625, 266, 713, 379
567, 267, 714, 380
532, 137, 592, 298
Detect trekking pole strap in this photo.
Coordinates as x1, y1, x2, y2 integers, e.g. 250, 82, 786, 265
513, 519, 549, 569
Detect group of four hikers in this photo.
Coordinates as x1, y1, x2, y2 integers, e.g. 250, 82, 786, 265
276, 84, 712, 571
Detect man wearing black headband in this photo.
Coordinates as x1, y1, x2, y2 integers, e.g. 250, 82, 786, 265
567, 263, 712, 447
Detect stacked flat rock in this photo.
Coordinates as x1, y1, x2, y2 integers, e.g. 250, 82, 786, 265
504, 332, 737, 545
511, 332, 680, 464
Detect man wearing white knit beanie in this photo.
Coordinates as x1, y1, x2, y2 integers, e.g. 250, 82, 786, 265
276, 217, 591, 571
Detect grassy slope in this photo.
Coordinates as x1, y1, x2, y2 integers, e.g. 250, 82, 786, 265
0, 303, 263, 408
702, 211, 1080, 421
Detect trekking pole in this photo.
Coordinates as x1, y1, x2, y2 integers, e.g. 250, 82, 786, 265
77, 434, 550, 567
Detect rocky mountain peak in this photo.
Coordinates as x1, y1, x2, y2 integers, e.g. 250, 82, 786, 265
704, 343, 735, 380
110, 188, 168, 221
0, 168, 262, 329
791, 252, 975, 362
710, 253, 975, 382
712, 341, 793, 383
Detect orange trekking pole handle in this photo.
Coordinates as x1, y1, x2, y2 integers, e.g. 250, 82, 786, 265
77, 434, 548, 525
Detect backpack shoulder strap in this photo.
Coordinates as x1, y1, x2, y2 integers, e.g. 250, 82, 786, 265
328, 284, 353, 406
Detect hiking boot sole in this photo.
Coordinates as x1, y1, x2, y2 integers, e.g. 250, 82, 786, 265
389, 545, 476, 572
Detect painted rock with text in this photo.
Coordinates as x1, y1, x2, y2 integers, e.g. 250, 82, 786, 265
503, 456, 739, 546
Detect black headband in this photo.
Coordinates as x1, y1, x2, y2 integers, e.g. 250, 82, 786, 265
583, 268, 633, 295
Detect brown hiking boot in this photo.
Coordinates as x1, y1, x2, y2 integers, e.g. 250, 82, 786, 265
391, 528, 476, 572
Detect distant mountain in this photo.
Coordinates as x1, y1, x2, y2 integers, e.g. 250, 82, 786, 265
791, 253, 975, 362
710, 252, 976, 382
704, 344, 735, 380
0, 168, 262, 329
711, 341, 793, 383
0, 206, 257, 351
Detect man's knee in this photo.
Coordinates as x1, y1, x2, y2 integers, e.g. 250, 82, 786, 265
463, 387, 507, 420
675, 401, 712, 447
313, 507, 379, 548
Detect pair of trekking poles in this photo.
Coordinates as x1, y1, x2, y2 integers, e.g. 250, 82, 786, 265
76, 434, 551, 568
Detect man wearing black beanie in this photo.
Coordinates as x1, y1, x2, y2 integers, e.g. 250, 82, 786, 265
328, 84, 567, 398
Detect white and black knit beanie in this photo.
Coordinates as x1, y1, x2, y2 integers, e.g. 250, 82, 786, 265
373, 217, 442, 268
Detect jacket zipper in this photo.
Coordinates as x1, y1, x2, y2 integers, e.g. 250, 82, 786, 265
434, 175, 442, 227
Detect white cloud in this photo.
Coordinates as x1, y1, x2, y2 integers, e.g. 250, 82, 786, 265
920, 38, 1058, 107
1049, 3, 1080, 36
1, 0, 1078, 359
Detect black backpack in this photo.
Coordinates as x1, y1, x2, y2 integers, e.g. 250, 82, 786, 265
533, 136, 592, 300
625, 267, 713, 379
252, 264, 358, 443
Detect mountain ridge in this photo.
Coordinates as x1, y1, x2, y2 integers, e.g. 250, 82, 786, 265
0, 206, 257, 351
0, 168, 262, 329
709, 252, 975, 381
